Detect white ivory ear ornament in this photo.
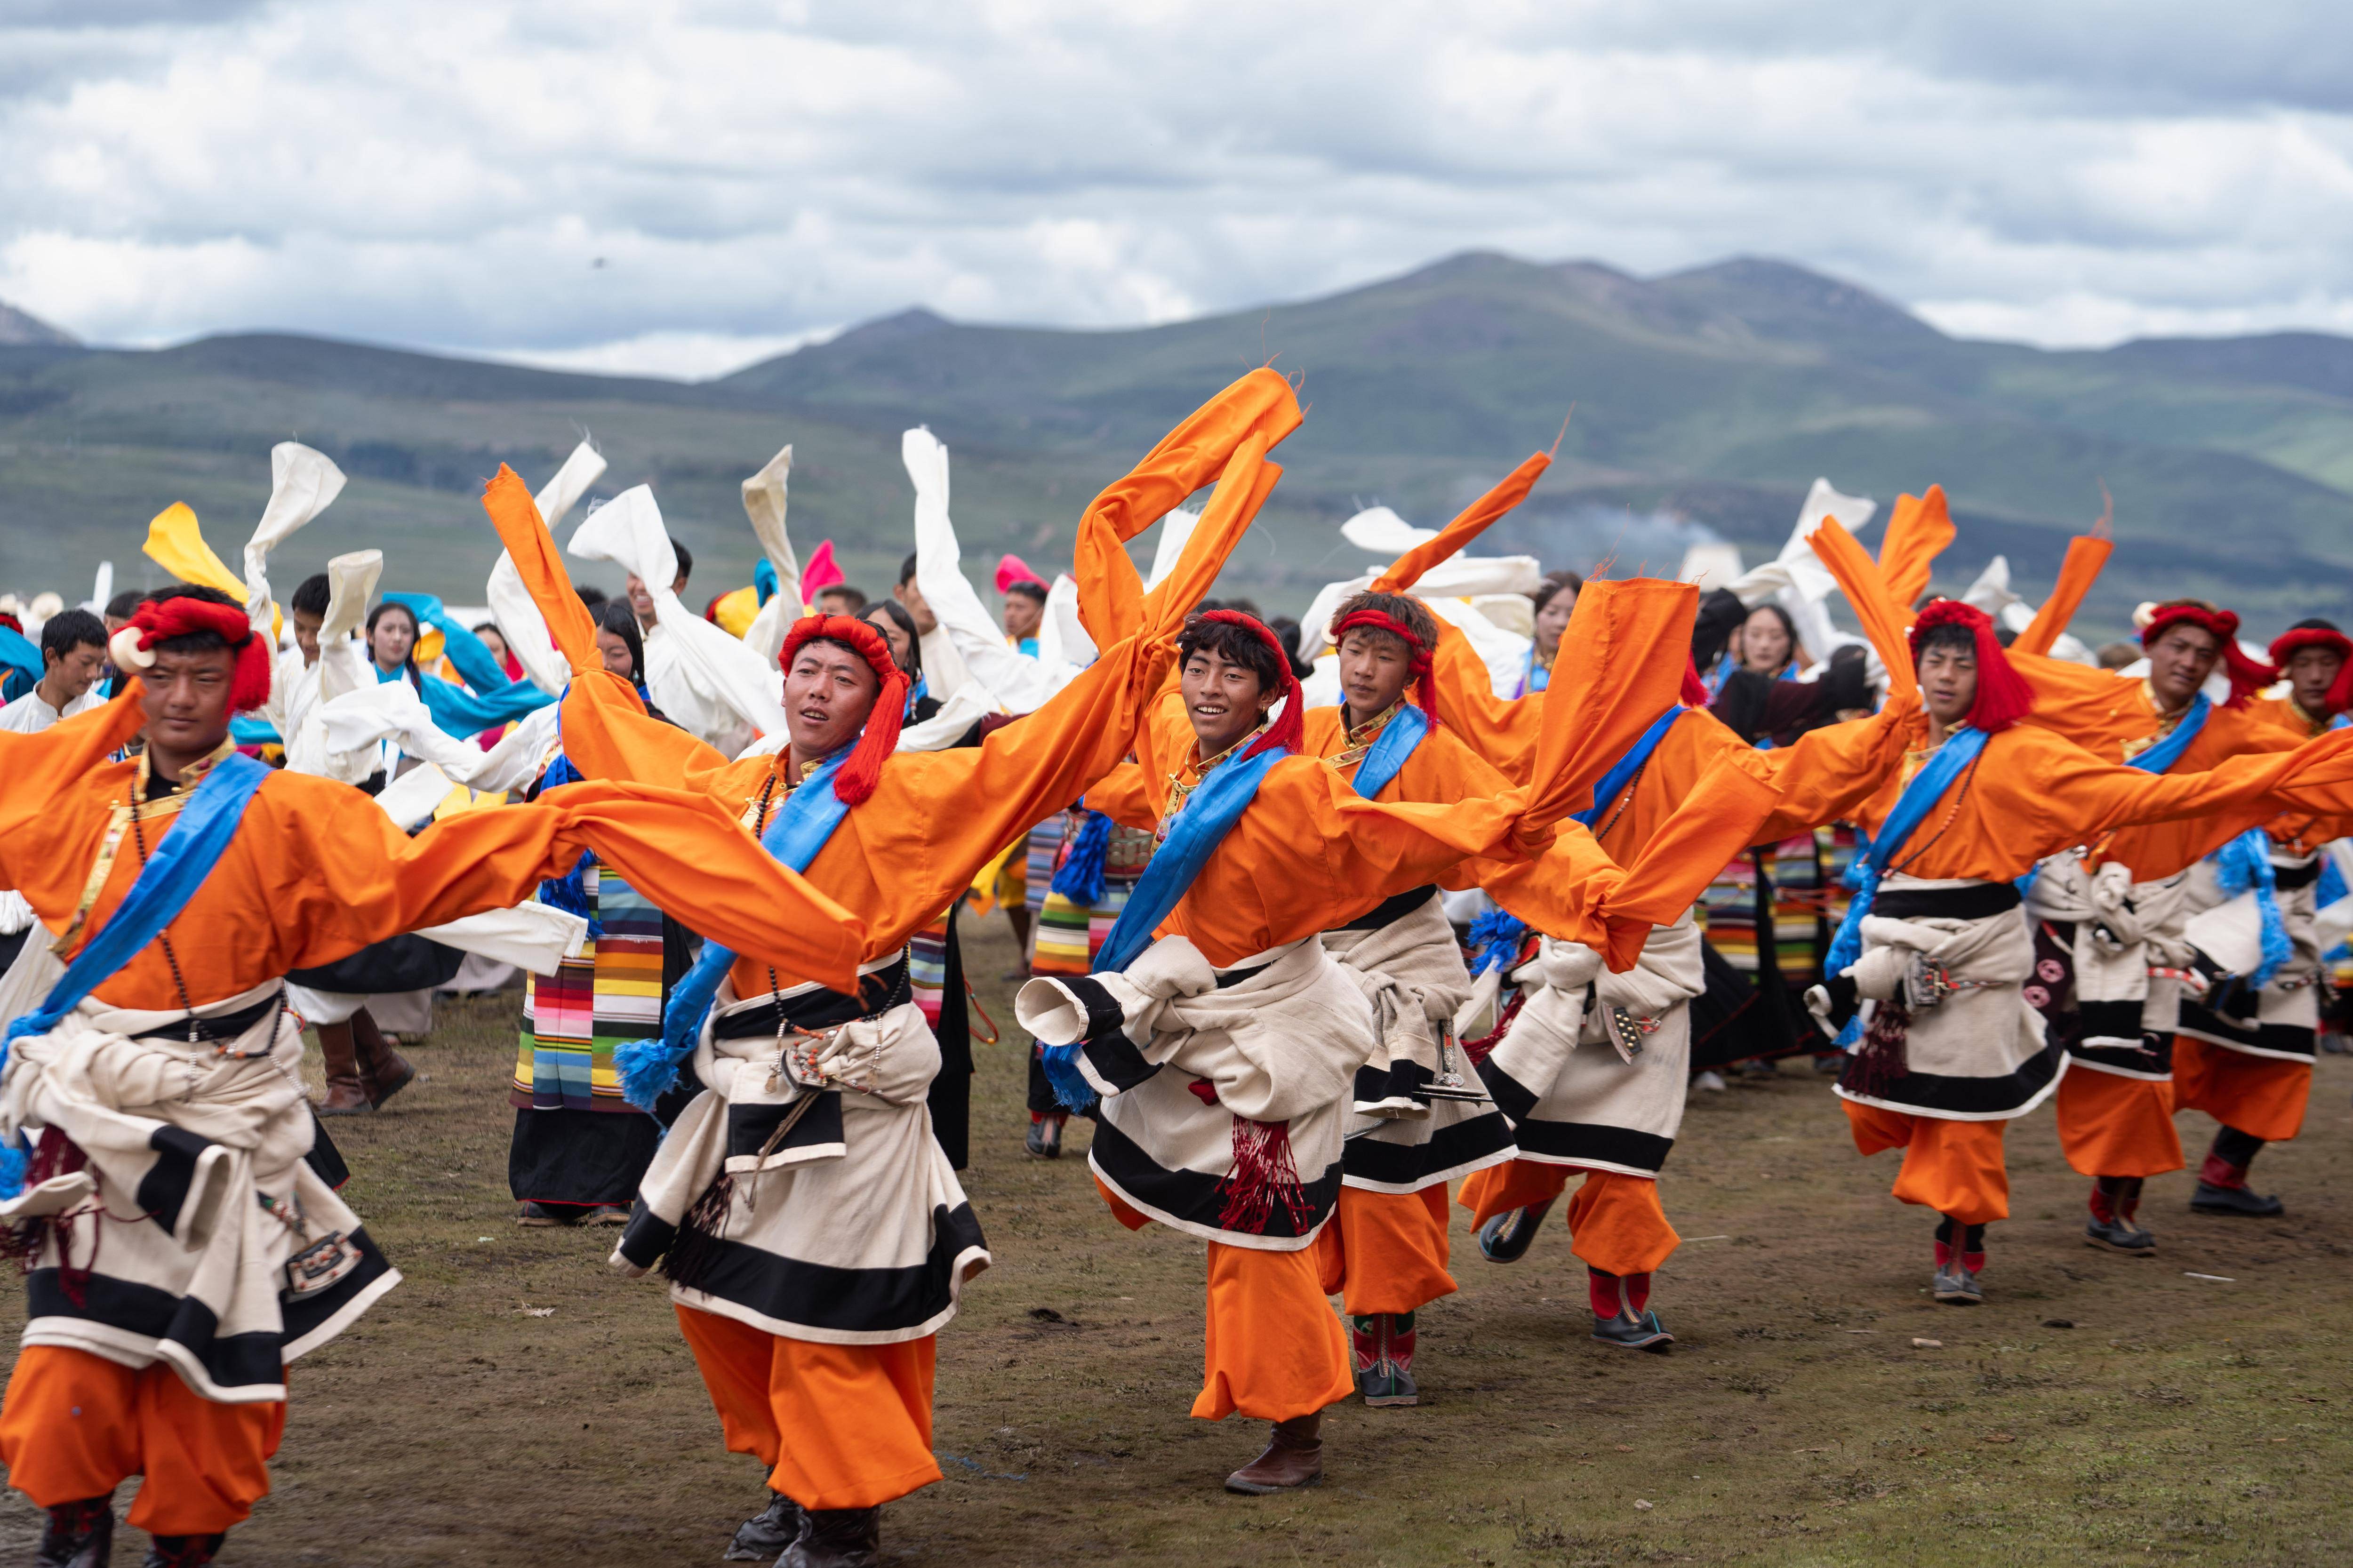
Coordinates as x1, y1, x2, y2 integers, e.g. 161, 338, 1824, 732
109, 626, 154, 673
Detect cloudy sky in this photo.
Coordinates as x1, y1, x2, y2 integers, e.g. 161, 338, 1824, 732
5, 1, 2350, 377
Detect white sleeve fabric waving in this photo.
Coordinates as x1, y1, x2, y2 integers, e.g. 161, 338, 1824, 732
568, 485, 789, 747
490, 441, 608, 696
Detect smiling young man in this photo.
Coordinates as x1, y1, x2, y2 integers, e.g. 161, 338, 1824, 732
1022, 582, 1773, 1493
0, 586, 860, 1568
1800, 596, 2353, 1305
488, 375, 1305, 1568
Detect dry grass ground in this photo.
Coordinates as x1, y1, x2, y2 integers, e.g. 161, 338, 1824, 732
3, 919, 2350, 1566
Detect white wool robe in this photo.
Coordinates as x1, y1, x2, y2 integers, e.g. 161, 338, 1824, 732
2176, 850, 2326, 1065
613, 959, 990, 1344
1321, 888, 1514, 1193
1477, 914, 1705, 1177
0, 982, 399, 1403
1016, 935, 1372, 1250
1813, 876, 2063, 1121
2024, 850, 2193, 1081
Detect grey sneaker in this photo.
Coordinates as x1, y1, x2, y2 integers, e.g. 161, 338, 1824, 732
1932, 1259, 1982, 1305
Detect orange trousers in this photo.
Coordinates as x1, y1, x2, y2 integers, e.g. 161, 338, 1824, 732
2055, 1066, 2183, 1178
1456, 1160, 1681, 1276
673, 1306, 942, 1511
1842, 1102, 2009, 1225
0, 1347, 284, 1536
1312, 1184, 1457, 1315
2173, 1038, 2313, 1144
1094, 1177, 1353, 1422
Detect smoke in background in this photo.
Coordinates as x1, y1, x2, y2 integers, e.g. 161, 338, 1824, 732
1486, 503, 1732, 579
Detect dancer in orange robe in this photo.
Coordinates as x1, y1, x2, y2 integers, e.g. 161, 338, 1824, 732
1035, 575, 1782, 1490
490, 371, 1305, 1566
0, 588, 857, 1568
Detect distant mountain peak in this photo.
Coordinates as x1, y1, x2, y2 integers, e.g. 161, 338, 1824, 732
1655, 256, 1942, 344
827, 306, 954, 350
0, 299, 76, 347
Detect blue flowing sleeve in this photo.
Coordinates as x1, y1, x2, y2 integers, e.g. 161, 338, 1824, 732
415, 671, 553, 736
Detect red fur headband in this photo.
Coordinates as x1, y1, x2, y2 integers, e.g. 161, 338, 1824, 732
779, 614, 910, 806
1908, 599, 2032, 734
1328, 607, 1439, 724
2268, 626, 2353, 716
1194, 608, 1303, 760
2141, 603, 2273, 709
1680, 656, 1710, 708
109, 596, 271, 713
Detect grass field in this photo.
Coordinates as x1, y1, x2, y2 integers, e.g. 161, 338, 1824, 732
2, 919, 2349, 1566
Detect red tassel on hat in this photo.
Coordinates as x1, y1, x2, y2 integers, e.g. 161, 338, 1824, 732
1908, 599, 2032, 733
112, 595, 272, 713
779, 614, 910, 806
1198, 608, 1304, 759
1680, 656, 1711, 708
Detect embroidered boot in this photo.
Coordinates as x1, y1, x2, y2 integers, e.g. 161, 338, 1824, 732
351, 1008, 417, 1109
1931, 1218, 1982, 1304
314, 1021, 371, 1116
140, 1533, 227, 1568
2086, 1176, 2157, 1255
1024, 1111, 1065, 1160
37, 1496, 112, 1568
2191, 1129, 2284, 1216
724, 1488, 805, 1561
778, 1505, 880, 1568
1225, 1412, 1324, 1494
1351, 1312, 1420, 1406
1588, 1268, 1673, 1351
1475, 1198, 1553, 1264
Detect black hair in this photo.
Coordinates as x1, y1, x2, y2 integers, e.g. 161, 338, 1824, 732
2290, 617, 2343, 633
1005, 580, 1048, 606
1916, 621, 1977, 660
1176, 611, 1284, 701
899, 552, 920, 587
473, 621, 504, 641
820, 584, 871, 612
576, 584, 609, 609
1265, 616, 1316, 680
365, 600, 421, 679
289, 573, 331, 619
669, 542, 693, 584
1532, 571, 1582, 617
146, 585, 244, 657
1737, 600, 1801, 672
40, 608, 107, 664
105, 588, 144, 622
594, 599, 646, 682
856, 598, 923, 679
1330, 590, 1438, 656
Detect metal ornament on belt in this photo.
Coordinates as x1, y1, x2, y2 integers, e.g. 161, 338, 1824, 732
1420, 1018, 1489, 1103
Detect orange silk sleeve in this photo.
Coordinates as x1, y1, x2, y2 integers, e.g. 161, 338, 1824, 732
1430, 618, 1541, 784
1073, 368, 1302, 646
1368, 452, 1552, 593
1875, 486, 1953, 611
278, 776, 864, 990
2011, 534, 2113, 658
0, 688, 148, 922
1086, 761, 1158, 832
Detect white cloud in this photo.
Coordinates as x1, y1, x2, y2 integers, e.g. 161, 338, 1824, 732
2, 0, 2350, 372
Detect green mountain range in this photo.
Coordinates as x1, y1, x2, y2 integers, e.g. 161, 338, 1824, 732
5, 252, 2350, 638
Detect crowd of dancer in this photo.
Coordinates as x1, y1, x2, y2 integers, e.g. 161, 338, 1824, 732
0, 369, 2349, 1568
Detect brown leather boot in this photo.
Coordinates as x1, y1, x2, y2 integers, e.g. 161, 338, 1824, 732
351, 1008, 416, 1109
1225, 1412, 1324, 1494
315, 1022, 372, 1117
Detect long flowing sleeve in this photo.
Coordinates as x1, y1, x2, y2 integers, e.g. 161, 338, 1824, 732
0, 690, 149, 916
273, 776, 865, 992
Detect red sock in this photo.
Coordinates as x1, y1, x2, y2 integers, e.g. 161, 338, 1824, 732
1623, 1272, 1652, 1314
1587, 1268, 1623, 1317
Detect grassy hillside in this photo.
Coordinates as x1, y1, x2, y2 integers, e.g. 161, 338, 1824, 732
4, 253, 2350, 636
